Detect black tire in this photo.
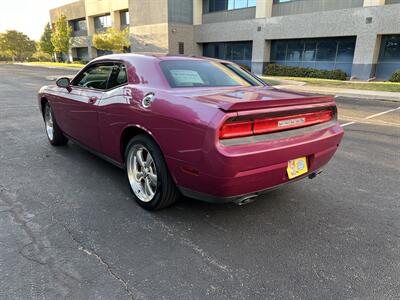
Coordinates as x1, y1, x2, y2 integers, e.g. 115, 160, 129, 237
125, 134, 179, 210
43, 102, 68, 146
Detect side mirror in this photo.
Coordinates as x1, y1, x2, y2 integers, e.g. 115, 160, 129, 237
56, 77, 72, 92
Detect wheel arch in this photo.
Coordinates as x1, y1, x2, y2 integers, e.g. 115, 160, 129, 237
120, 125, 164, 164
39, 97, 48, 118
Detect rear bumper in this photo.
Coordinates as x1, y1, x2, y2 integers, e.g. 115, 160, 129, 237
178, 169, 322, 204
168, 122, 344, 202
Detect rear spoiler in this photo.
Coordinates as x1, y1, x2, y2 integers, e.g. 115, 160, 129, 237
218, 96, 335, 112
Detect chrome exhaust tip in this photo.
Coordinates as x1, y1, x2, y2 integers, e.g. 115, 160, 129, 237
234, 194, 258, 206
308, 170, 323, 180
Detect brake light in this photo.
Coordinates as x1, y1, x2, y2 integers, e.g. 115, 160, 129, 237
219, 110, 333, 139
219, 120, 253, 139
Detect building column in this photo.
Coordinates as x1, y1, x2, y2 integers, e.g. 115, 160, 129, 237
193, 43, 202, 56
351, 34, 381, 80
86, 16, 96, 59
193, 0, 202, 25
251, 39, 270, 75
111, 11, 121, 31
256, 0, 273, 18
68, 48, 73, 63
363, 0, 385, 6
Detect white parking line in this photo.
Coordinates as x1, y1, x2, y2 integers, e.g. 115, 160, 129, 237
341, 106, 400, 127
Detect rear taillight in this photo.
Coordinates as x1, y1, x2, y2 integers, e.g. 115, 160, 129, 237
219, 110, 333, 139
219, 120, 253, 139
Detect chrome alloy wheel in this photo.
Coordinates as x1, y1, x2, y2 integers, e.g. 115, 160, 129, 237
44, 105, 54, 141
127, 146, 158, 202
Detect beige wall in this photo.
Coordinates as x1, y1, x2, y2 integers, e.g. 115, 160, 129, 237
129, 0, 168, 26
129, 0, 169, 54
130, 23, 169, 53
193, 0, 202, 25
256, 0, 273, 18
364, 0, 386, 6
168, 24, 195, 55
50, 0, 198, 57
50, 0, 86, 22
84, 0, 128, 17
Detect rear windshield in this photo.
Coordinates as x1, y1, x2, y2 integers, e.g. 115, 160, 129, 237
160, 60, 263, 88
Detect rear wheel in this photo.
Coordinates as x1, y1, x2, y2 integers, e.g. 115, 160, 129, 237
125, 135, 179, 210
43, 103, 68, 146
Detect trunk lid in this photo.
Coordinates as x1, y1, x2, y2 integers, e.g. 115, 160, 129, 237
186, 86, 334, 112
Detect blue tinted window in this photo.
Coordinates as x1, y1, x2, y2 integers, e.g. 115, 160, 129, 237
270, 37, 356, 76
234, 0, 248, 9
204, 0, 255, 12
379, 35, 400, 62
316, 40, 337, 61
303, 42, 317, 62
376, 35, 400, 79
271, 41, 286, 61
287, 41, 303, 61
203, 41, 253, 68
337, 40, 356, 62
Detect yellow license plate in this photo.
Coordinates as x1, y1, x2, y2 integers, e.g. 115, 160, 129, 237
287, 157, 308, 179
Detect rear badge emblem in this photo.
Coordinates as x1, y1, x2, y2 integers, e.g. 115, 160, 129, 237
278, 117, 305, 128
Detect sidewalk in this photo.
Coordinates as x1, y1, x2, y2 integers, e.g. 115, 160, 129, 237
263, 77, 400, 102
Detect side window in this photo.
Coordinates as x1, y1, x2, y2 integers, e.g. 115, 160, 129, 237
107, 64, 128, 89
73, 64, 114, 90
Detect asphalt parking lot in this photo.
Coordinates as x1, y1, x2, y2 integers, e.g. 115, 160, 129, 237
0, 64, 399, 299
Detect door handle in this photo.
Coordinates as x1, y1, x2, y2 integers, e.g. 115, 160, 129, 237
88, 96, 98, 104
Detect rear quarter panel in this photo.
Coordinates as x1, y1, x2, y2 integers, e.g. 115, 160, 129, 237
97, 86, 220, 167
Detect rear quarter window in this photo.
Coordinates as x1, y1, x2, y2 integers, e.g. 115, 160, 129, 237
160, 60, 255, 88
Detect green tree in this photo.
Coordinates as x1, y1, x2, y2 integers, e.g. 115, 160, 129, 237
32, 42, 53, 62
93, 28, 130, 53
39, 23, 54, 58
51, 15, 72, 61
0, 30, 36, 62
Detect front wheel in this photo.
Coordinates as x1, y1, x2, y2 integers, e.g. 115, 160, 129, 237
43, 103, 68, 146
125, 135, 179, 210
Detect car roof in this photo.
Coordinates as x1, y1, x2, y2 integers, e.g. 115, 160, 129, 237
91, 53, 231, 64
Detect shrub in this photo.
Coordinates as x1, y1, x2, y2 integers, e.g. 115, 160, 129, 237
389, 70, 400, 82
30, 51, 53, 62
264, 64, 347, 81
237, 63, 251, 72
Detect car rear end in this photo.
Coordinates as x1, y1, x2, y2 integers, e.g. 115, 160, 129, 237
157, 57, 343, 204
178, 90, 344, 204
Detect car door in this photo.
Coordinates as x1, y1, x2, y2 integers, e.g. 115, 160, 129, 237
65, 62, 115, 152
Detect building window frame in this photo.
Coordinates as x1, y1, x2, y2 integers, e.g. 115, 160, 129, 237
178, 42, 185, 55
203, 41, 253, 69
120, 10, 130, 29
70, 18, 87, 37
203, 0, 256, 14
94, 14, 111, 33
